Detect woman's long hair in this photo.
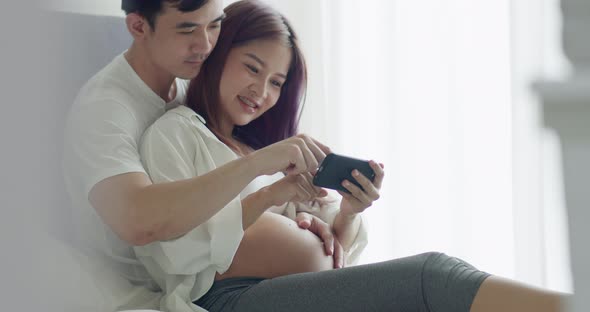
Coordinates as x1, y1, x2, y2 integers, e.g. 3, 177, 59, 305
186, 0, 307, 152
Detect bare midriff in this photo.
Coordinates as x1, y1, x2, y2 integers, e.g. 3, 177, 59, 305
215, 212, 334, 280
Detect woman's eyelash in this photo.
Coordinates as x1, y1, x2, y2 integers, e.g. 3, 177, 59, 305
244, 64, 283, 87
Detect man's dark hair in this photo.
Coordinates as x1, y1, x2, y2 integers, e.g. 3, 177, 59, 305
122, 0, 208, 29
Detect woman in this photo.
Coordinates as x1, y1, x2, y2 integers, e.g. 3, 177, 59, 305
137, 1, 566, 312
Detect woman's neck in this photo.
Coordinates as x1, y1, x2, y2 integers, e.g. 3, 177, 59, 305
215, 117, 254, 156
217, 115, 235, 138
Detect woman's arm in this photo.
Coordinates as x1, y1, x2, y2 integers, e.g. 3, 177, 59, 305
332, 212, 363, 252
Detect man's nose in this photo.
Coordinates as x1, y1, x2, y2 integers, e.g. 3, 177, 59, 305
190, 28, 212, 55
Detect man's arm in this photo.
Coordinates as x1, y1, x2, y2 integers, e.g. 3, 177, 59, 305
89, 138, 330, 246
89, 154, 260, 246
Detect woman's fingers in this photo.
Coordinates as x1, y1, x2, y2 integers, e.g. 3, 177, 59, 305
369, 160, 385, 189
302, 172, 325, 197
333, 237, 344, 269
309, 136, 332, 156
350, 170, 380, 201
341, 179, 372, 206
285, 145, 306, 175
314, 219, 335, 256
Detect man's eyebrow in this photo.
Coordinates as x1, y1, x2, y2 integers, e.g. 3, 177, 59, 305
176, 22, 198, 28
175, 13, 226, 29
212, 13, 227, 23
245, 53, 287, 79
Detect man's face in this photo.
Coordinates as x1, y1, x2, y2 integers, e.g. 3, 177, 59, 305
144, 0, 224, 79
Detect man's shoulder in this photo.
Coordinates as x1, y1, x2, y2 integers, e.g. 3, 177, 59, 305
73, 55, 138, 109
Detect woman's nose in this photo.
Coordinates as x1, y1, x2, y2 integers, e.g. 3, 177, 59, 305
249, 81, 269, 100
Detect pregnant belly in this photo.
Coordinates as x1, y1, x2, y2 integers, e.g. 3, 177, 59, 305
216, 212, 334, 280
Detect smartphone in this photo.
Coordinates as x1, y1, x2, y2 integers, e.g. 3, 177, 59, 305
313, 153, 376, 193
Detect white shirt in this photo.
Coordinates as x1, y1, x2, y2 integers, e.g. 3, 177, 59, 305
137, 105, 368, 312
62, 53, 188, 310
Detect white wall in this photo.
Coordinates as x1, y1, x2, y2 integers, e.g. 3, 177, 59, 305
45, 0, 240, 16
45, 0, 124, 16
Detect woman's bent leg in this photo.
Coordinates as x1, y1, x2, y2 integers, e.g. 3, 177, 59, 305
229, 252, 488, 312
470, 276, 567, 312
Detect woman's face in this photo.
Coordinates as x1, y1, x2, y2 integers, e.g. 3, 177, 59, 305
219, 39, 292, 129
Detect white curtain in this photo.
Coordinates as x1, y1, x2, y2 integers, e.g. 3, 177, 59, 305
241, 0, 572, 292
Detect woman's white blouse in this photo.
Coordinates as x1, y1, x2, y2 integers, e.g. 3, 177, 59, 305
136, 105, 368, 312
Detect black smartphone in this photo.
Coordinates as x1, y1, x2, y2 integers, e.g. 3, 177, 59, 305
313, 153, 376, 193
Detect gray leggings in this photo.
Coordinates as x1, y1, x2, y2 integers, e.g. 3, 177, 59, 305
195, 252, 490, 312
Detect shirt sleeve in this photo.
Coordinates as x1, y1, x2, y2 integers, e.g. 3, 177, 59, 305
134, 114, 243, 276
139, 115, 197, 183
63, 99, 146, 198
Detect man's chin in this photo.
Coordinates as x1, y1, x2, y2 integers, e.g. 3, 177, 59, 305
176, 73, 199, 80
176, 68, 202, 80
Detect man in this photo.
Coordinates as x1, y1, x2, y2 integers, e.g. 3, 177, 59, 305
63, 0, 337, 310
63, 0, 225, 309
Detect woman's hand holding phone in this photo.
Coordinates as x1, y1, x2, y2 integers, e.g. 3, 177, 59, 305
338, 160, 385, 216
305, 153, 385, 255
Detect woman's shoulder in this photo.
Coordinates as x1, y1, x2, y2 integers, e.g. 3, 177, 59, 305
143, 105, 217, 146
148, 106, 203, 133
162, 105, 204, 123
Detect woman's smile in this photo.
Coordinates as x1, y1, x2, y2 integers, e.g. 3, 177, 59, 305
237, 95, 260, 114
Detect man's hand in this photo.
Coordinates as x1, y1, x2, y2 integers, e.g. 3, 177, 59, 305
295, 212, 345, 269
265, 173, 328, 207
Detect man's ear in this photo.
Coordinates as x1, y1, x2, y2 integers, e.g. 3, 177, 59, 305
125, 13, 151, 40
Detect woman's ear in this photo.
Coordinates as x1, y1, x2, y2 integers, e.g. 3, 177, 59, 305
125, 13, 150, 41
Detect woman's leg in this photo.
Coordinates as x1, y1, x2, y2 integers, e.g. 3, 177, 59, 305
229, 252, 488, 312
201, 252, 568, 312
470, 275, 567, 312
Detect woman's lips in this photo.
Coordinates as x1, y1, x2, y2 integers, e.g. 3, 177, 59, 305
238, 96, 258, 114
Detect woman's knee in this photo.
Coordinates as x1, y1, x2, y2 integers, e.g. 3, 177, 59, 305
420, 252, 490, 312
